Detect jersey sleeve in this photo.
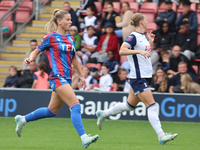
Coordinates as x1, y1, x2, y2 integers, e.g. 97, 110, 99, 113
33, 74, 38, 80
123, 34, 136, 49
37, 34, 51, 51
93, 37, 98, 47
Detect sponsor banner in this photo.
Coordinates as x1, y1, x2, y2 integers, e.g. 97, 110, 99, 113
0, 89, 200, 122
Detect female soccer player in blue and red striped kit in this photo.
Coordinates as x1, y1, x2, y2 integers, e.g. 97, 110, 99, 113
14, 9, 99, 148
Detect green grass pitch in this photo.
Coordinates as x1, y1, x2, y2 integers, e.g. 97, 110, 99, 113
0, 117, 199, 150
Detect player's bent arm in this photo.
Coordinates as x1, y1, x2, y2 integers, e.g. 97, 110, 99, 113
31, 80, 37, 89
29, 49, 41, 61
119, 44, 150, 58
169, 86, 174, 93
72, 55, 84, 78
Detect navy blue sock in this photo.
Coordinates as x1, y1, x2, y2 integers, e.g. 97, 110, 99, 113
25, 107, 56, 122
71, 103, 86, 137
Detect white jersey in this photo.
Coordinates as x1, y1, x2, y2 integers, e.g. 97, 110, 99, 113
83, 16, 98, 33
99, 74, 113, 91
123, 31, 152, 79
79, 75, 96, 90
82, 34, 98, 48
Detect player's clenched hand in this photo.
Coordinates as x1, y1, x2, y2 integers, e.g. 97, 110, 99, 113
80, 77, 87, 90
140, 51, 151, 58
24, 58, 32, 65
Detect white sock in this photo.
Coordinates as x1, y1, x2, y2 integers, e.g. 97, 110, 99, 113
103, 102, 134, 118
21, 116, 27, 124
80, 134, 87, 142
147, 103, 165, 139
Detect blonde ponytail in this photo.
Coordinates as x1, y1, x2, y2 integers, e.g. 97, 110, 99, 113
130, 13, 144, 27
44, 9, 69, 33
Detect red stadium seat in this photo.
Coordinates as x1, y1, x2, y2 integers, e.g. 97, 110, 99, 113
177, 3, 196, 18
0, 0, 15, 7
120, 0, 135, 3
0, 10, 12, 21
139, 2, 158, 14
145, 22, 157, 33
142, 13, 156, 23
197, 4, 200, 13
197, 34, 200, 46
2, 21, 13, 34
158, 2, 177, 13
192, 65, 199, 74
94, 2, 102, 17
86, 63, 101, 72
15, 2, 33, 23
197, 13, 200, 25
120, 56, 128, 64
129, 2, 139, 13
102, 2, 121, 14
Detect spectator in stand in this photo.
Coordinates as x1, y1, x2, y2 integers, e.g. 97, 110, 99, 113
180, 73, 200, 94
23, 39, 41, 70
120, 60, 130, 75
90, 22, 119, 63
169, 61, 197, 93
63, 2, 79, 30
78, 66, 97, 91
103, 50, 119, 77
175, 21, 197, 60
77, 26, 98, 65
151, 66, 170, 92
154, 0, 176, 29
3, 66, 18, 88
98, 64, 113, 91
115, 2, 135, 41
113, 68, 130, 92
18, 60, 37, 88
81, 6, 98, 35
76, 0, 97, 17
175, 0, 198, 31
167, 45, 196, 77
151, 43, 160, 75
160, 50, 170, 70
96, 2, 119, 39
72, 64, 79, 90
69, 26, 81, 51
39, 52, 51, 75
156, 21, 176, 53
32, 62, 49, 89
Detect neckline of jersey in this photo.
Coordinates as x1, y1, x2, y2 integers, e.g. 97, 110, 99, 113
134, 31, 144, 35
54, 31, 70, 37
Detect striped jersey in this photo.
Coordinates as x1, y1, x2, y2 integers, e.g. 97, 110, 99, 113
123, 31, 152, 79
37, 31, 76, 79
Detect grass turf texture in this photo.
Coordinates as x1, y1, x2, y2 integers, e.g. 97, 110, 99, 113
0, 117, 199, 150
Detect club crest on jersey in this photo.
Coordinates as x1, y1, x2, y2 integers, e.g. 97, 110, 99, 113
145, 45, 151, 52
126, 36, 132, 41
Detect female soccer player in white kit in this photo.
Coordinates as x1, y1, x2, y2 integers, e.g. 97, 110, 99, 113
96, 13, 178, 145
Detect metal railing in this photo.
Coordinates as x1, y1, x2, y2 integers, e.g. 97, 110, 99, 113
0, 0, 50, 48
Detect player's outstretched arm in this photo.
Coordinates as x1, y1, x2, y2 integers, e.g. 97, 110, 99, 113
24, 49, 41, 65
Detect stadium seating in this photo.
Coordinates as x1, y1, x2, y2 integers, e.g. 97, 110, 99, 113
102, 2, 121, 14
94, 2, 102, 17
129, 2, 139, 13
2, 21, 13, 34
192, 65, 199, 75
0, 0, 15, 21
0, 0, 15, 7
120, 0, 135, 3
139, 2, 158, 23
86, 63, 101, 72
145, 22, 157, 33
120, 55, 128, 64
158, 2, 177, 13
177, 3, 196, 18
15, 1, 33, 23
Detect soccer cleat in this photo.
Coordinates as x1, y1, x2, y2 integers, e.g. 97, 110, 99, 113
82, 134, 99, 148
96, 110, 105, 130
159, 133, 178, 145
14, 115, 25, 137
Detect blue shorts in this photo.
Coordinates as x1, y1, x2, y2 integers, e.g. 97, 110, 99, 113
130, 78, 151, 95
49, 76, 72, 91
